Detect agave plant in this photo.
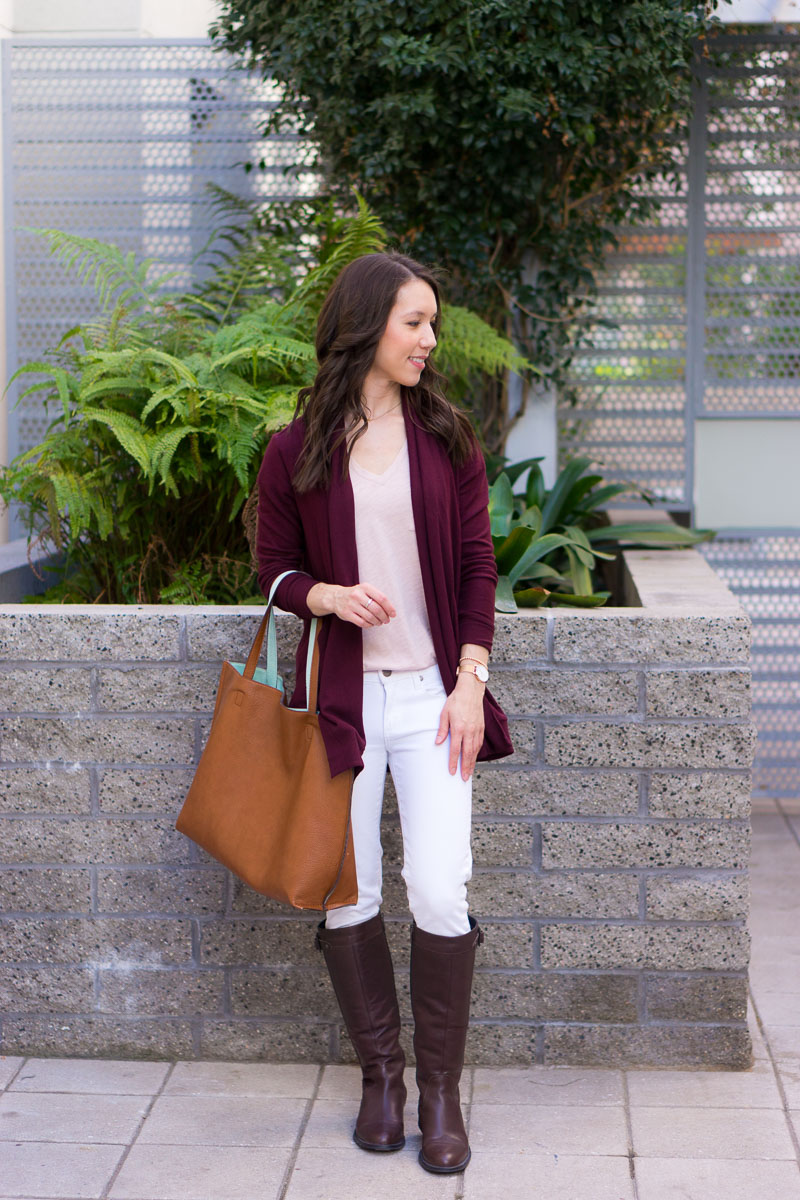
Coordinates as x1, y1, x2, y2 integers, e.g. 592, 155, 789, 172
490, 457, 713, 612
1, 197, 532, 603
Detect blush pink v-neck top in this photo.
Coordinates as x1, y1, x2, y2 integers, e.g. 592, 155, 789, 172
349, 440, 437, 672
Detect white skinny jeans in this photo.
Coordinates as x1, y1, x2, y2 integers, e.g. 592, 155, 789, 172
325, 664, 473, 937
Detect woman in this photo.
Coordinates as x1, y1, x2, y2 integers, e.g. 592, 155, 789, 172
256, 251, 513, 1174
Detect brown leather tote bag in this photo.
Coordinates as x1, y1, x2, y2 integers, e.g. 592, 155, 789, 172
175, 572, 357, 910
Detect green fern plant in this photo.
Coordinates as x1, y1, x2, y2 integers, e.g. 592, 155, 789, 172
3, 200, 530, 603
30, 228, 178, 314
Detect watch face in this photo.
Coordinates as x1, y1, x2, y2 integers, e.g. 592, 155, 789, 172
475, 663, 489, 683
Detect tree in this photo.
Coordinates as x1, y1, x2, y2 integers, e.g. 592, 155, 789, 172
212, 0, 723, 450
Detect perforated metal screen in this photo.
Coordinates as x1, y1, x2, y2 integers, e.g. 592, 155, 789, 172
701, 36, 800, 417
2, 38, 312, 467
561, 32, 800, 798
699, 37, 800, 798
561, 33, 800, 486
559, 170, 690, 504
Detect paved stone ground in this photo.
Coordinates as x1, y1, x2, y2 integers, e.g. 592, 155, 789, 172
1, 795, 799, 1200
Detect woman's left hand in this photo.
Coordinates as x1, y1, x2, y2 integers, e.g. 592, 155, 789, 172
436, 675, 485, 781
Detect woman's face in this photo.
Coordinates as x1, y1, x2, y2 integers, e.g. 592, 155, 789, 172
366, 278, 438, 392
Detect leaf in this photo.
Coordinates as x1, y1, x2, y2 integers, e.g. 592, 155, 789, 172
498, 456, 544, 487
140, 384, 193, 423
488, 473, 514, 537
29, 228, 177, 312
573, 482, 631, 512
284, 192, 387, 322
586, 524, 714, 546
550, 592, 611, 608
210, 337, 315, 371
516, 562, 567, 583
509, 532, 586, 586
561, 524, 596, 566
563, 522, 616, 562
560, 474, 605, 516
6, 362, 76, 419
79, 407, 152, 474
81, 377, 149, 404
151, 426, 202, 487
138, 348, 199, 386
539, 457, 594, 533
495, 524, 535, 575
47, 467, 113, 542
525, 462, 547, 510
564, 545, 594, 596
437, 306, 536, 382
517, 505, 542, 536
513, 586, 550, 607
494, 575, 518, 613
50, 367, 75, 420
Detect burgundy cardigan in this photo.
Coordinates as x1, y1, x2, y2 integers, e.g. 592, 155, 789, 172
255, 404, 514, 778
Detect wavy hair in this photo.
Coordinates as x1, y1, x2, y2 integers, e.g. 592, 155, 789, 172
292, 251, 476, 492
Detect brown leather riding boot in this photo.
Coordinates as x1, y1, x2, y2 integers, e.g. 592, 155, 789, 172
316, 914, 406, 1152
410, 916, 482, 1174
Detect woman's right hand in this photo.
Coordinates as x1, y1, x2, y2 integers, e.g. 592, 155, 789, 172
307, 582, 395, 628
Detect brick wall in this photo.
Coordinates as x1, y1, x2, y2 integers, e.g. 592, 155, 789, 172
0, 548, 756, 1067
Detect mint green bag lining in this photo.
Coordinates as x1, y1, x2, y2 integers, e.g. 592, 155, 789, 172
230, 662, 283, 693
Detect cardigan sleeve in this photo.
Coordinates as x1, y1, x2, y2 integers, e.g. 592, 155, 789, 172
456, 445, 497, 651
255, 432, 319, 619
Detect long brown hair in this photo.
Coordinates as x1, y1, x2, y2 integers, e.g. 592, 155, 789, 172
292, 251, 476, 492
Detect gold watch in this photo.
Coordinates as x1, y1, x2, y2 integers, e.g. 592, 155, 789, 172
458, 661, 489, 683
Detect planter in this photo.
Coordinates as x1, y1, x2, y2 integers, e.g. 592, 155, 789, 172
0, 537, 755, 1067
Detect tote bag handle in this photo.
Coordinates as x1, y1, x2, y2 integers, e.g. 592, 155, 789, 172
242, 571, 320, 712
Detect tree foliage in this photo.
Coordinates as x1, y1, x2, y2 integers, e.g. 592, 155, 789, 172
212, 0, 723, 446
